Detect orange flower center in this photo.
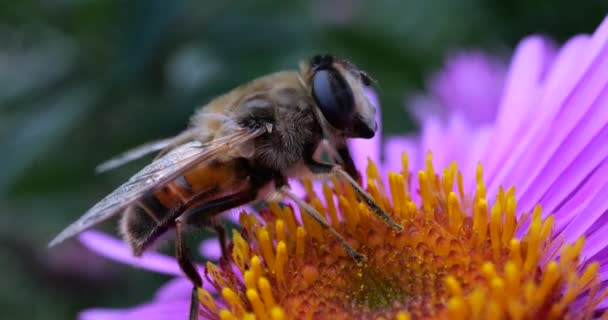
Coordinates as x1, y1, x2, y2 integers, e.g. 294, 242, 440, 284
197, 153, 606, 320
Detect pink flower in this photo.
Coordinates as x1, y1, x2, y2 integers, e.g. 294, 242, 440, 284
77, 15, 608, 318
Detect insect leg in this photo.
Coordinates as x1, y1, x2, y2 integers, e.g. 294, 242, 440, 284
178, 190, 258, 259
279, 186, 366, 263
308, 160, 403, 233
335, 144, 361, 184
175, 219, 203, 320
129, 187, 219, 256
213, 224, 228, 260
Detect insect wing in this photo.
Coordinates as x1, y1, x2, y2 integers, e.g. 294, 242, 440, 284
49, 128, 264, 247
95, 129, 198, 173
95, 137, 177, 173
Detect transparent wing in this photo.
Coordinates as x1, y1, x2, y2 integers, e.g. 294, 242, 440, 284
49, 128, 264, 247
95, 129, 196, 173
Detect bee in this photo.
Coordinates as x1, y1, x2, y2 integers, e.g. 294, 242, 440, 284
49, 54, 403, 320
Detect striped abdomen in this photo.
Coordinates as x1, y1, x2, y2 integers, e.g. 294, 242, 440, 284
121, 161, 243, 255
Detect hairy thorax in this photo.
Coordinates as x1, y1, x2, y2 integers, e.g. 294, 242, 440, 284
252, 94, 322, 174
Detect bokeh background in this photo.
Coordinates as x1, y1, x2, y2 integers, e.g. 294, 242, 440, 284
1, 1, 606, 319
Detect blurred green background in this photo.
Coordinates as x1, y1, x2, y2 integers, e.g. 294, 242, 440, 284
0, 1, 606, 319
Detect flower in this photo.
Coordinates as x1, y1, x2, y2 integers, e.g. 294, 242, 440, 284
408, 50, 506, 125
201, 158, 604, 319
77, 16, 608, 319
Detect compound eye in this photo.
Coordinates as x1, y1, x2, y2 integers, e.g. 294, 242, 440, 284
312, 69, 355, 130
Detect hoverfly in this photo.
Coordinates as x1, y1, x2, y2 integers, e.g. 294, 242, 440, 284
49, 54, 403, 320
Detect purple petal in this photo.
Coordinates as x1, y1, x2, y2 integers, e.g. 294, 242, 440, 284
79, 300, 190, 320
492, 35, 588, 198
461, 125, 492, 190
78, 231, 204, 276
383, 135, 420, 174
512, 34, 608, 211
408, 93, 444, 124
199, 238, 222, 261
560, 160, 608, 251
288, 178, 307, 198
535, 110, 608, 222
597, 297, 608, 310
482, 36, 557, 193
418, 116, 443, 168
431, 51, 506, 124
154, 278, 193, 302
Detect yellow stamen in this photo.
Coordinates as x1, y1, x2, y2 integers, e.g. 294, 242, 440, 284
295, 226, 306, 259
536, 261, 559, 305
303, 178, 315, 200
443, 161, 457, 197
197, 288, 218, 312
396, 311, 411, 320
256, 228, 275, 268
198, 155, 606, 320
418, 171, 432, 213
232, 230, 250, 272
246, 289, 269, 320
270, 307, 286, 320
222, 287, 245, 316
401, 152, 409, 177
389, 172, 405, 218
366, 157, 380, 184
311, 198, 327, 239
207, 262, 226, 287
219, 310, 237, 320
244, 270, 256, 290
510, 239, 523, 270
274, 241, 287, 282
258, 277, 277, 308
301, 200, 323, 240
323, 182, 340, 228
504, 261, 520, 298
474, 199, 488, 244
282, 206, 298, 243
457, 171, 465, 202
275, 219, 286, 244
331, 175, 343, 196
447, 296, 469, 319
268, 202, 283, 219
445, 276, 463, 296
339, 195, 359, 231
490, 201, 502, 260
447, 192, 462, 234
523, 206, 542, 274
502, 193, 516, 245
251, 256, 263, 284
367, 178, 384, 211
469, 288, 485, 319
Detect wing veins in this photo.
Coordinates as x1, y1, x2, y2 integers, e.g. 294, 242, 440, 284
49, 128, 264, 247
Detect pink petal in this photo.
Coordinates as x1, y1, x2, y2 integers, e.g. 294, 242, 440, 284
514, 34, 608, 211
383, 135, 420, 174
560, 160, 608, 251
199, 238, 222, 261
79, 231, 200, 276
79, 300, 190, 320
154, 278, 193, 302
534, 107, 608, 221
504, 36, 588, 192
432, 51, 506, 124
482, 36, 557, 192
